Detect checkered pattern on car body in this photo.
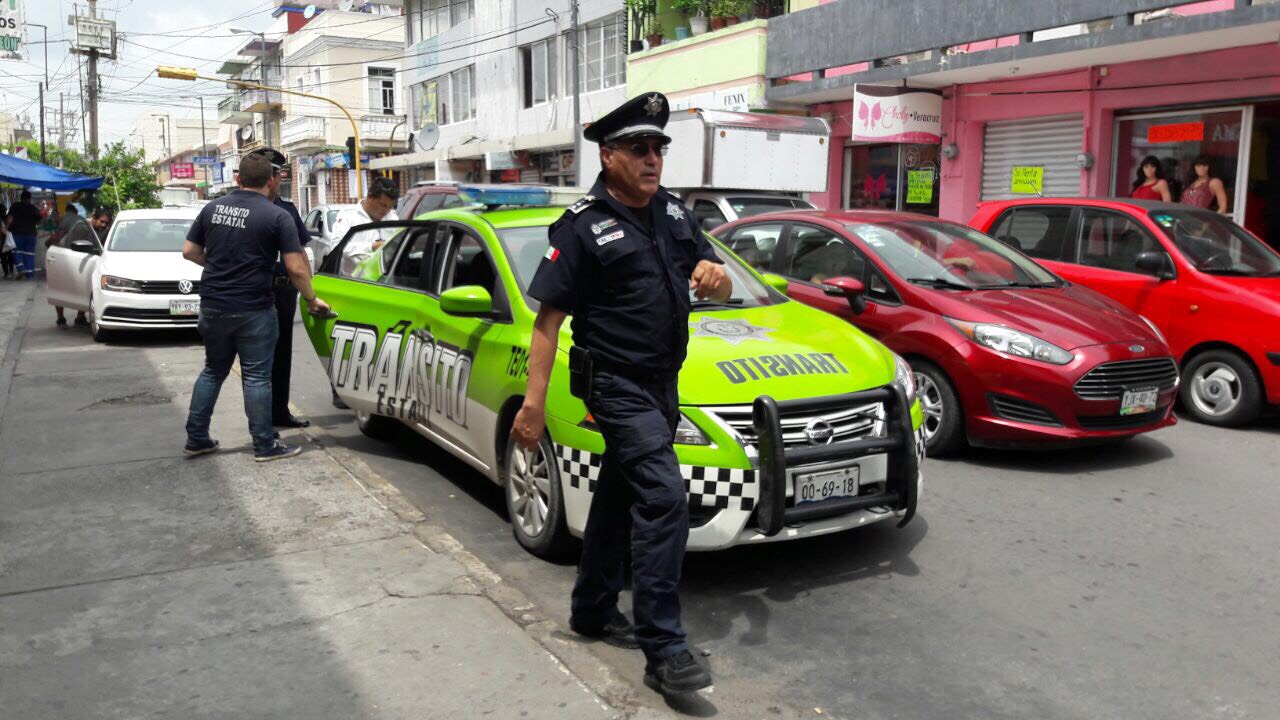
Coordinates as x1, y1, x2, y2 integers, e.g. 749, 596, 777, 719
554, 444, 757, 512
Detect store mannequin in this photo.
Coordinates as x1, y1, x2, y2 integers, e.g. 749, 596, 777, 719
1131, 155, 1172, 202
1181, 155, 1230, 214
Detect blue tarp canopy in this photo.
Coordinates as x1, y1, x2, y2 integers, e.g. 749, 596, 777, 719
0, 153, 104, 191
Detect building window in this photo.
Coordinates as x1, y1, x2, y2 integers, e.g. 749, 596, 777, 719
368, 67, 396, 115
420, 0, 473, 39
569, 14, 625, 94
521, 37, 559, 108
417, 66, 474, 126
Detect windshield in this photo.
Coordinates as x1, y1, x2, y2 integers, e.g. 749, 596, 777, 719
107, 218, 193, 252
1150, 209, 1280, 276
497, 226, 784, 310
729, 197, 813, 219
845, 219, 1060, 289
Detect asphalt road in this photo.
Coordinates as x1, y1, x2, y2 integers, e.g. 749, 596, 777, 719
281, 317, 1277, 720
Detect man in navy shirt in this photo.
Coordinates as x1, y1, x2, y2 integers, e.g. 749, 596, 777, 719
181, 151, 330, 462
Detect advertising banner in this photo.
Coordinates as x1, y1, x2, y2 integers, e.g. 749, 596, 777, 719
853, 85, 942, 144
0, 0, 26, 62
172, 163, 195, 179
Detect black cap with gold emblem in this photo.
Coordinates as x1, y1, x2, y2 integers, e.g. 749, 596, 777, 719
246, 146, 287, 170
582, 92, 671, 145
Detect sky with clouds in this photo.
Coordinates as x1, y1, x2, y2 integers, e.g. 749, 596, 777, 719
3, 0, 276, 154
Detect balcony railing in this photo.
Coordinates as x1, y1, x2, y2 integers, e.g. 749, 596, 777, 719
281, 115, 327, 147
217, 94, 252, 125
360, 114, 406, 141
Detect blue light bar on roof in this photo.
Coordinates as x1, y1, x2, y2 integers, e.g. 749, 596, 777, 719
456, 184, 586, 208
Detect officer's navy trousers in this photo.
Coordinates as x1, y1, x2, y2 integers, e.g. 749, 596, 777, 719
271, 282, 298, 421
572, 370, 690, 661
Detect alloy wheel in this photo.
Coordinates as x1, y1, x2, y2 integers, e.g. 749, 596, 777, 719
915, 371, 945, 443
506, 442, 552, 539
1188, 361, 1242, 417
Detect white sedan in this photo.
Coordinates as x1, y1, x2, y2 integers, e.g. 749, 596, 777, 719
45, 207, 203, 342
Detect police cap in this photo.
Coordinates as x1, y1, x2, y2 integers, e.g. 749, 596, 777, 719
246, 146, 287, 171
583, 92, 671, 145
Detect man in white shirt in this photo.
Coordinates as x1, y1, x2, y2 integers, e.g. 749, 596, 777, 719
335, 176, 401, 276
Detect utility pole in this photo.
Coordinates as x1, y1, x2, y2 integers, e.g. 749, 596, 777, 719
87, 0, 100, 159
571, 0, 581, 186
196, 96, 210, 198
37, 83, 45, 163
58, 94, 65, 156
29, 23, 48, 164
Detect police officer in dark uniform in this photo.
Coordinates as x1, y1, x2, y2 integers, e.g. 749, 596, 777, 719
246, 147, 313, 429
511, 92, 731, 696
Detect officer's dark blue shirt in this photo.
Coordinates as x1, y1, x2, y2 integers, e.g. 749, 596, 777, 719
187, 189, 302, 312
273, 197, 310, 277
528, 173, 721, 373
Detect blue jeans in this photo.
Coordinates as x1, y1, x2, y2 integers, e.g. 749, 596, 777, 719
13, 234, 36, 277
186, 307, 279, 455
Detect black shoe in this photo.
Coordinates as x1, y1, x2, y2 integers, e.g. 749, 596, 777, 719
255, 441, 302, 462
55, 317, 67, 329
570, 611, 640, 649
272, 414, 311, 428
74, 315, 89, 327
183, 438, 220, 457
644, 650, 713, 696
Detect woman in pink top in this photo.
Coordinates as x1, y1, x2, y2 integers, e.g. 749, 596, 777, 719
1131, 155, 1172, 201
1181, 155, 1230, 213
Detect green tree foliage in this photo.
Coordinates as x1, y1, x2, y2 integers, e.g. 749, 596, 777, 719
10, 141, 161, 212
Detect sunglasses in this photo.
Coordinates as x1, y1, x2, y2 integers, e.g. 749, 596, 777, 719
609, 141, 669, 158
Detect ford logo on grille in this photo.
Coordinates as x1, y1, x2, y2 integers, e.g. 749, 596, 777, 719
178, 280, 194, 295
1129, 344, 1145, 353
803, 419, 835, 446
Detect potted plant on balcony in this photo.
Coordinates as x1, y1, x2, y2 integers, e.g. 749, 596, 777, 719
718, 0, 752, 25
674, 0, 710, 36
625, 0, 657, 52
645, 16, 664, 48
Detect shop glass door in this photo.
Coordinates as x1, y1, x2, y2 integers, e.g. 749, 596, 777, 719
1113, 107, 1250, 223
844, 143, 940, 216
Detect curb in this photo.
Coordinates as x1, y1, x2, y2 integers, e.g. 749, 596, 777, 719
0, 282, 38, 427
287, 404, 669, 719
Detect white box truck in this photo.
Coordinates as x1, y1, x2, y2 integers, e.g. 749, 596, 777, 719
578, 109, 831, 228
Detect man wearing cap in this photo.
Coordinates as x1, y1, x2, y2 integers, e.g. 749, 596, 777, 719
247, 146, 313, 429
510, 92, 730, 696
181, 150, 330, 462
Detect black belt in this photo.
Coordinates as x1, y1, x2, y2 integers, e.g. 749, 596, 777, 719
594, 359, 678, 384
272, 276, 292, 287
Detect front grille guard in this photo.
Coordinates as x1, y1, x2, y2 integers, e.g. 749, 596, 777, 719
752, 385, 918, 537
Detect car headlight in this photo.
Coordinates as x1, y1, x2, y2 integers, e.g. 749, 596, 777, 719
101, 275, 141, 293
674, 414, 711, 446
947, 319, 1074, 365
892, 353, 917, 403
1139, 314, 1168, 346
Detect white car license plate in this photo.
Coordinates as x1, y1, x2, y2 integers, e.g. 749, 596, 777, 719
795, 465, 860, 505
170, 299, 200, 316
1120, 386, 1158, 416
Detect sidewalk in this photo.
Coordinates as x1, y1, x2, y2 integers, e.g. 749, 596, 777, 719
0, 283, 637, 719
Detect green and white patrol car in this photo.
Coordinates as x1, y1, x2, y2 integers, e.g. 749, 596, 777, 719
304, 186, 925, 558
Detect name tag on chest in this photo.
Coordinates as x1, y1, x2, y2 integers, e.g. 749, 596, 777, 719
596, 229, 626, 246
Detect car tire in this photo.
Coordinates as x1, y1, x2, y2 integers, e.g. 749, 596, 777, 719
89, 298, 112, 343
1179, 349, 1263, 427
910, 359, 964, 457
355, 408, 395, 439
503, 433, 573, 558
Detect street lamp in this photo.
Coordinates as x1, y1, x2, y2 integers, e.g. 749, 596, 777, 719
230, 28, 273, 148
156, 66, 364, 197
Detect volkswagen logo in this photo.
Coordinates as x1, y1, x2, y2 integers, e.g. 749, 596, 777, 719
803, 418, 835, 446
1129, 344, 1145, 353
177, 280, 194, 295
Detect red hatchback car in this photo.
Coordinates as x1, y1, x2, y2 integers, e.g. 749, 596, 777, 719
715, 210, 1178, 455
970, 199, 1280, 427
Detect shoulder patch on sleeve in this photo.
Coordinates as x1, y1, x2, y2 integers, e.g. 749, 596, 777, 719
568, 195, 597, 215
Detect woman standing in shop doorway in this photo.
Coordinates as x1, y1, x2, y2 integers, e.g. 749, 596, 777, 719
1131, 155, 1173, 202
1181, 155, 1230, 214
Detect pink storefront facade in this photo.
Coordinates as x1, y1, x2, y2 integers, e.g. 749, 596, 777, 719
805, 41, 1280, 247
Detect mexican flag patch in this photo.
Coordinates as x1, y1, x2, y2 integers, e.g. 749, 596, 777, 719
544, 246, 560, 262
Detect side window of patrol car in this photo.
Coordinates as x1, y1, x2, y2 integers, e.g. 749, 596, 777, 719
385, 228, 435, 291
442, 231, 498, 296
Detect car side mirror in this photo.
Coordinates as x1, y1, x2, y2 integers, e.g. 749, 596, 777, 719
1134, 251, 1175, 279
68, 239, 101, 255
440, 285, 494, 318
822, 275, 867, 315
309, 228, 321, 238
761, 273, 790, 294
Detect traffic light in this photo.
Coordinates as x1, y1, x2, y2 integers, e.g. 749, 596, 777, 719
345, 135, 356, 164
